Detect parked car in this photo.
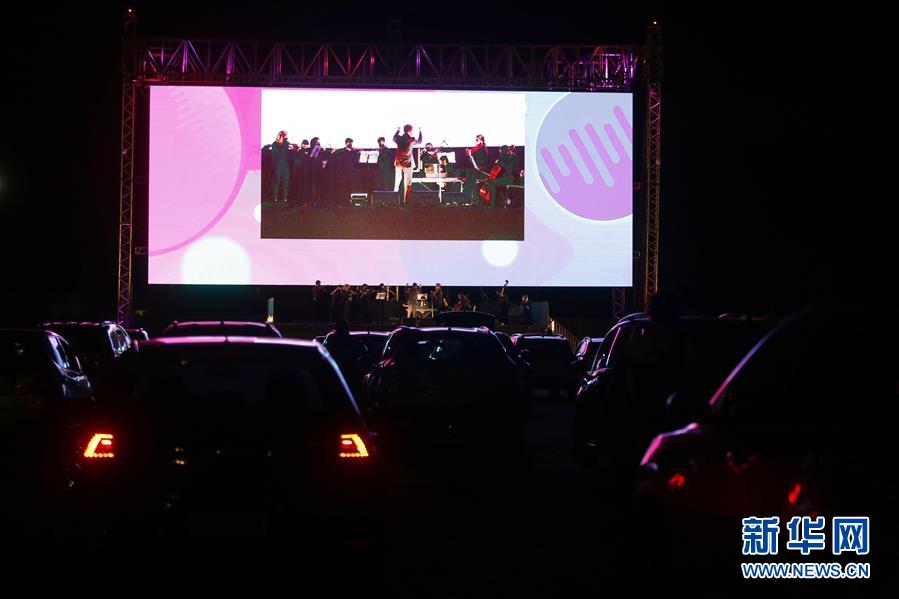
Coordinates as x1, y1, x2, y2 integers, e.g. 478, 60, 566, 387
161, 320, 282, 338
574, 314, 767, 466
363, 327, 530, 464
634, 308, 892, 579
509, 334, 578, 398
65, 336, 378, 537
1, 329, 93, 412
1, 329, 94, 524
39, 321, 132, 376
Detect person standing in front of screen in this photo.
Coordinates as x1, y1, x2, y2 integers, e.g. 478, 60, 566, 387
394, 124, 422, 205
520, 294, 533, 325
263, 130, 293, 202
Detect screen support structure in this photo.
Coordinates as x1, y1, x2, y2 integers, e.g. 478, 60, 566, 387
115, 7, 662, 324
116, 7, 138, 327
641, 22, 662, 315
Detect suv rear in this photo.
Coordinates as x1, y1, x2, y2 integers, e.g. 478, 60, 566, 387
510, 334, 578, 397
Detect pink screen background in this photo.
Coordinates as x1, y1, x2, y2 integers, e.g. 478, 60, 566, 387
148, 86, 632, 286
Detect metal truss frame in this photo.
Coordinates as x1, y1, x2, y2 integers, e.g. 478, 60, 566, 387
116, 9, 662, 324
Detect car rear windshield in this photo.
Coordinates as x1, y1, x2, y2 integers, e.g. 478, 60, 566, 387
108, 344, 356, 416
519, 338, 574, 362
386, 331, 508, 365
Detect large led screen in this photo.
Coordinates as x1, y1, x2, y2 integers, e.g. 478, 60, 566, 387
148, 86, 632, 286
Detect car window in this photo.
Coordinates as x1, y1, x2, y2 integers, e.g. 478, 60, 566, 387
119, 346, 356, 417
519, 338, 574, 362
46, 326, 112, 359
115, 328, 132, 352
55, 337, 81, 371
591, 334, 617, 370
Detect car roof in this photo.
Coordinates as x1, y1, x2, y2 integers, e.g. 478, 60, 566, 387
391, 326, 492, 335
40, 321, 117, 329
324, 330, 390, 337
164, 321, 275, 328
0, 328, 62, 339
140, 336, 317, 349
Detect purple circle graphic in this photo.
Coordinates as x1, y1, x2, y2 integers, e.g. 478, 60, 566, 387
536, 94, 633, 221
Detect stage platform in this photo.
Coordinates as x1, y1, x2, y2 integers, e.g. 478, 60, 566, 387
261, 204, 524, 241
276, 322, 549, 340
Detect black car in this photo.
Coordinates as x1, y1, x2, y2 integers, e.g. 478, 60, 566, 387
66, 336, 378, 536
574, 314, 767, 466
1, 329, 93, 411
1, 329, 93, 523
39, 321, 132, 375
509, 333, 578, 398
635, 308, 893, 582
363, 327, 530, 462
161, 320, 283, 338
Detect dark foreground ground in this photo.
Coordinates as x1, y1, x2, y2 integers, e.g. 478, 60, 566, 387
5, 393, 891, 597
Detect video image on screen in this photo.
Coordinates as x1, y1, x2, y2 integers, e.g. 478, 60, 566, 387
259, 89, 525, 241
148, 86, 633, 287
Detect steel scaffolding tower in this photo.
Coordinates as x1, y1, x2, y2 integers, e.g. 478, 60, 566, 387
116, 8, 138, 327
642, 22, 663, 312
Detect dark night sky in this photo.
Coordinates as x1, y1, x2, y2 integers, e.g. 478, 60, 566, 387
0, 2, 889, 324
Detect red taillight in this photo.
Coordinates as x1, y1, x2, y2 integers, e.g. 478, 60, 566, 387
667, 472, 686, 490
788, 483, 802, 505
83, 433, 115, 459
339, 433, 369, 459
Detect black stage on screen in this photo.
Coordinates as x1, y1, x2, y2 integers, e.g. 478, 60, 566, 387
261, 204, 524, 241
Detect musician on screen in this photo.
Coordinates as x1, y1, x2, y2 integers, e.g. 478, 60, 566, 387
466, 134, 488, 172
262, 130, 295, 202
483, 145, 520, 209
393, 124, 423, 204
376, 136, 394, 190
420, 142, 440, 171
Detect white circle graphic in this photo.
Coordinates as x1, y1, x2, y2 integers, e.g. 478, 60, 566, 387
481, 240, 519, 267
180, 236, 252, 284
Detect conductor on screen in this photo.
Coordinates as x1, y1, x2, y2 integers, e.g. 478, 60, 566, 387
393, 124, 422, 205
